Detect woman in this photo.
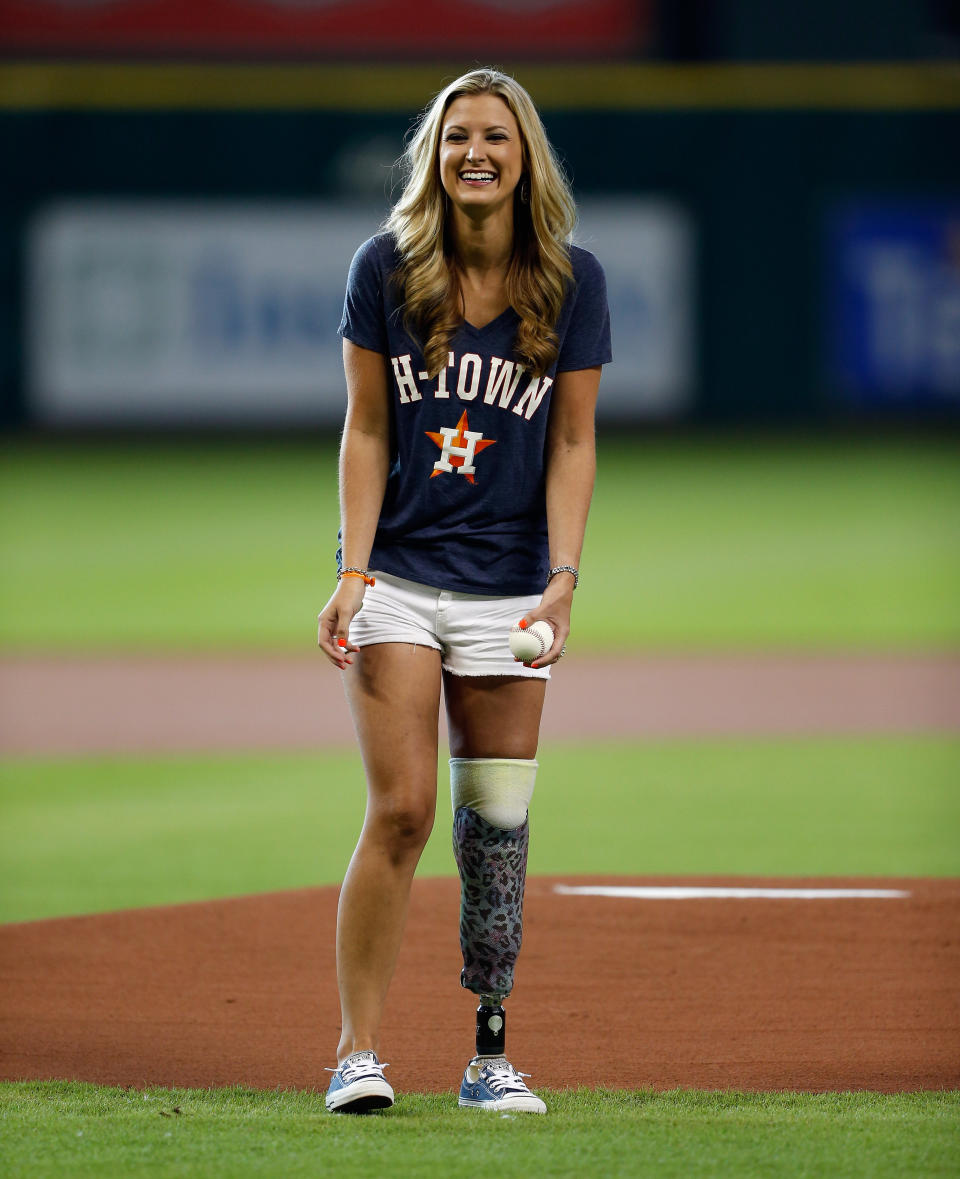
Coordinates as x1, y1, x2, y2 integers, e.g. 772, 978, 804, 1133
318, 68, 610, 1115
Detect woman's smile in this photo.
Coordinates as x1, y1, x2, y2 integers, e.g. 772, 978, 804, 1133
459, 169, 498, 186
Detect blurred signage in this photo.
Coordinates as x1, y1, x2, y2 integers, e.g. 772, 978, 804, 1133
0, 0, 650, 56
27, 199, 694, 425
28, 203, 379, 425
828, 202, 960, 407
576, 199, 695, 416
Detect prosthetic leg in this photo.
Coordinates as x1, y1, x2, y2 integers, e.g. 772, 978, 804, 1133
452, 758, 546, 1113
450, 758, 536, 1057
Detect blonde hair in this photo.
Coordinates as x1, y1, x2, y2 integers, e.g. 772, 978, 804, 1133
384, 68, 576, 377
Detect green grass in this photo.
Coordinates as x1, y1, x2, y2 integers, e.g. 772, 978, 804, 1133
2, 737, 957, 924
1, 1083, 957, 1178
587, 436, 960, 650
1, 435, 958, 651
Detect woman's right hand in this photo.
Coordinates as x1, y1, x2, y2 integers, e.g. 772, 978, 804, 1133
317, 577, 367, 669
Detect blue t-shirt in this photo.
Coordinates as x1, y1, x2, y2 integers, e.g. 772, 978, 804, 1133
338, 232, 611, 595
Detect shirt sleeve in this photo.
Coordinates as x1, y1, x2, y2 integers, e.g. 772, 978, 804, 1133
338, 236, 389, 354
556, 249, 613, 372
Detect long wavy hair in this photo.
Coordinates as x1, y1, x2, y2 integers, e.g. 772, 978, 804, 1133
384, 69, 576, 377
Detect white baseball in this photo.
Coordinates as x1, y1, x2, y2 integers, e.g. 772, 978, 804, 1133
509, 620, 554, 663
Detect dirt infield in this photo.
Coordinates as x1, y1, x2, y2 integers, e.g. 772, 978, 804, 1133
2, 875, 958, 1094
2, 652, 959, 755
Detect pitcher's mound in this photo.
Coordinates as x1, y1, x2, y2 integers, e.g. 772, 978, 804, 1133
2, 876, 958, 1094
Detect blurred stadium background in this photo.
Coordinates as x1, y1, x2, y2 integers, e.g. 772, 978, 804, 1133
0, 0, 957, 432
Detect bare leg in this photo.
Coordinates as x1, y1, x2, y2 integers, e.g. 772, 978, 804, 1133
336, 643, 442, 1062
443, 673, 546, 759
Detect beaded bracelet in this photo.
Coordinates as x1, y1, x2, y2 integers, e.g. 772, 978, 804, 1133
338, 567, 376, 587
548, 564, 579, 590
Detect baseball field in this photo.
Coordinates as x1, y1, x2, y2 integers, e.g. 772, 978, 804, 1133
1, 433, 959, 1176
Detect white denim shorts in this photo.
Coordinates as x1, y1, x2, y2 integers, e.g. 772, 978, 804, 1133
347, 570, 550, 679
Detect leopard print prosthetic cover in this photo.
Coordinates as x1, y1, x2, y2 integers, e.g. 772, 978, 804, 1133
453, 805, 529, 998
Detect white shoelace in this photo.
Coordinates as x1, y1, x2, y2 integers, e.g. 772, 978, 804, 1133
477, 1058, 533, 1094
326, 1054, 390, 1083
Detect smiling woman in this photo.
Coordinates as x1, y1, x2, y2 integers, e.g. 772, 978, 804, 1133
437, 94, 525, 329
387, 70, 578, 378
315, 68, 611, 1116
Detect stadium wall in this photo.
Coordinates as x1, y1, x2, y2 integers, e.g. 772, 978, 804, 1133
0, 65, 957, 427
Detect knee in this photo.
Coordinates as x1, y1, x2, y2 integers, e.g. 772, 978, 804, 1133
367, 793, 435, 859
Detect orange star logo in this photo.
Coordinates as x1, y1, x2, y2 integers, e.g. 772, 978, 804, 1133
425, 410, 496, 484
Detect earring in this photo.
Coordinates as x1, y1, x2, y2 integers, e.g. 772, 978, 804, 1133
519, 177, 530, 204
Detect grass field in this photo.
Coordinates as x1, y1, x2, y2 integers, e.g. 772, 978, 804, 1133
2, 435, 958, 1176
1, 737, 958, 924
1, 435, 958, 651
2, 1084, 957, 1179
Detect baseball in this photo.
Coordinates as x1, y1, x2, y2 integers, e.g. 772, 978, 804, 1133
509, 620, 554, 663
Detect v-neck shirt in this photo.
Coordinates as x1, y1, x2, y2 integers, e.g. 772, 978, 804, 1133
338, 232, 611, 595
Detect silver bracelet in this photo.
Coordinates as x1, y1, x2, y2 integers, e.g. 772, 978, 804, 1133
337, 566, 375, 585
548, 564, 579, 590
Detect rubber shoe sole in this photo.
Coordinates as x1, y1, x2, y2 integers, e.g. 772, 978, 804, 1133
326, 1080, 394, 1114
458, 1092, 546, 1113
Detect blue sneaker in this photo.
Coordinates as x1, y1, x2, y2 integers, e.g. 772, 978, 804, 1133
458, 1056, 546, 1114
325, 1051, 394, 1114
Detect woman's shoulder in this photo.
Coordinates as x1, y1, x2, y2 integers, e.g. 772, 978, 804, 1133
350, 231, 402, 275
567, 244, 607, 285
562, 245, 608, 311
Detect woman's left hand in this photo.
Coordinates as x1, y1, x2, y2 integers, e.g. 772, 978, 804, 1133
517, 575, 575, 668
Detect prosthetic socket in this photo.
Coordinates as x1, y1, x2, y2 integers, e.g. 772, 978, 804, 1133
451, 758, 536, 1056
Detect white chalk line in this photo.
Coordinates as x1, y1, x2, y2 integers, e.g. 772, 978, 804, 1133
553, 885, 911, 900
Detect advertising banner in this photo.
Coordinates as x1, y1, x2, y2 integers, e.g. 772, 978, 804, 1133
0, 0, 650, 56
827, 201, 960, 407
576, 199, 695, 416
28, 203, 376, 425
27, 198, 694, 425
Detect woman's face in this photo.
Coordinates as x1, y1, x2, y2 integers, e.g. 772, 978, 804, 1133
438, 93, 525, 215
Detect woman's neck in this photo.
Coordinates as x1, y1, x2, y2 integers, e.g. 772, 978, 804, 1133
448, 204, 514, 275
